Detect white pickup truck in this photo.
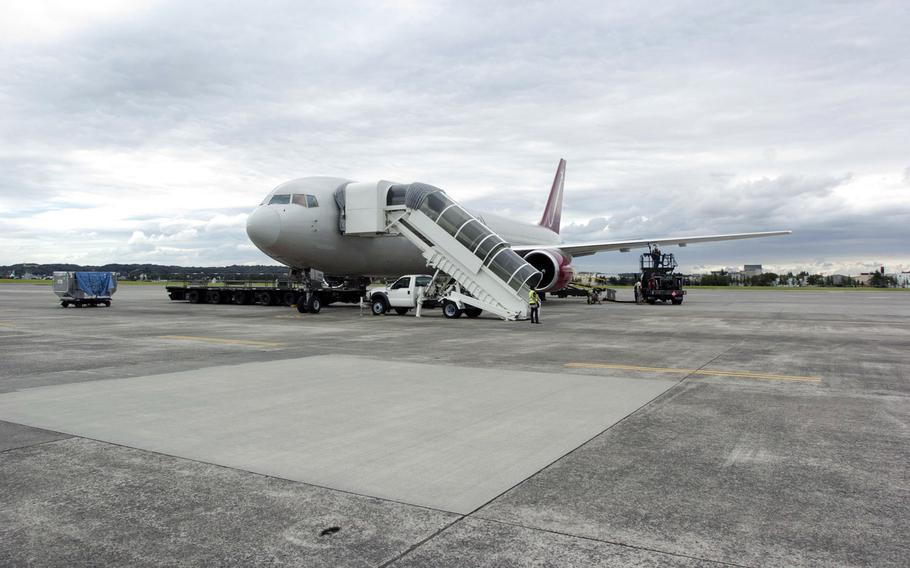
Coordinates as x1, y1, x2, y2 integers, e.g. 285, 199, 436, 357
369, 274, 483, 318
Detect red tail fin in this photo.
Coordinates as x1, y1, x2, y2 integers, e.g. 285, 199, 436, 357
539, 159, 565, 234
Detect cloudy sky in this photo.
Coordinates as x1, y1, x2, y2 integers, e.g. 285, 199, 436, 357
1, 0, 908, 274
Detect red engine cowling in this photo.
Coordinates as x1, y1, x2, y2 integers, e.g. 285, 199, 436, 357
523, 249, 575, 292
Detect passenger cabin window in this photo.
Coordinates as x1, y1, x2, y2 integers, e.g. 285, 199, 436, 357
269, 194, 291, 205
391, 277, 411, 290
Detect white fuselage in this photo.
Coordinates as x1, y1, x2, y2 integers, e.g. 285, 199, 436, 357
246, 177, 562, 276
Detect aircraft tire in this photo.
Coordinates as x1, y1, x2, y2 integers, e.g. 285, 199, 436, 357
307, 295, 322, 314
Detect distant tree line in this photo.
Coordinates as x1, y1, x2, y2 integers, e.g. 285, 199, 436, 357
1, 263, 290, 281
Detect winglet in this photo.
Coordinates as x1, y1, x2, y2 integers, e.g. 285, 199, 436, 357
539, 158, 566, 234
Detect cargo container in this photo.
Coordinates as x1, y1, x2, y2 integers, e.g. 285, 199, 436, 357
53, 271, 117, 308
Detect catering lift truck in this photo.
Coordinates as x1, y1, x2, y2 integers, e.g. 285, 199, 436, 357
635, 246, 686, 305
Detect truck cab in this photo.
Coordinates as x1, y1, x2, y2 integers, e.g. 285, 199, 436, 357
370, 274, 433, 315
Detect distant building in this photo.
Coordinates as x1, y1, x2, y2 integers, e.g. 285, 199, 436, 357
898, 272, 910, 288
855, 273, 875, 286
743, 264, 763, 278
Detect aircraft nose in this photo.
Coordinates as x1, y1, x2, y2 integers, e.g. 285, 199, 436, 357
246, 206, 281, 250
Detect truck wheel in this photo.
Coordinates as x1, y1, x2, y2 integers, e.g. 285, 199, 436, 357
307, 295, 322, 314
232, 292, 250, 305
102, 300, 111, 307
672, 298, 683, 305
282, 291, 296, 306
442, 301, 462, 319
61, 301, 69, 308
371, 296, 388, 315
206, 290, 222, 304
255, 291, 272, 305
464, 306, 482, 318
394, 307, 409, 315
186, 290, 202, 304
647, 298, 656, 305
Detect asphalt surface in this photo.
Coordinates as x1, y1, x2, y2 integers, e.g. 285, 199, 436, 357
1, 284, 908, 566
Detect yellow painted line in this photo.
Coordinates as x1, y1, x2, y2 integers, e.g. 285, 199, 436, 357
0, 322, 15, 328
565, 362, 820, 383
158, 335, 286, 348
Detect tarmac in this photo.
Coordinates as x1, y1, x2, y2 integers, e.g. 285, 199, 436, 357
0, 284, 908, 566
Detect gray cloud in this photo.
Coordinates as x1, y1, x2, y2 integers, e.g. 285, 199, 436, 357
1, 0, 908, 273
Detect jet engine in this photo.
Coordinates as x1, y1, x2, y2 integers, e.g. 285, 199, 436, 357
522, 249, 575, 292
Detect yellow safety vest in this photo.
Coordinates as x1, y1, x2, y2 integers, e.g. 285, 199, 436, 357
528, 290, 540, 306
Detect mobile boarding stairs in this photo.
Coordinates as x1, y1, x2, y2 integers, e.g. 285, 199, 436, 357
334, 181, 543, 321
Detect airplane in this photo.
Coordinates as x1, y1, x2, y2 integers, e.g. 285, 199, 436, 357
245, 160, 790, 292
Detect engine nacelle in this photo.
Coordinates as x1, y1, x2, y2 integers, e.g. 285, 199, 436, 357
523, 249, 575, 292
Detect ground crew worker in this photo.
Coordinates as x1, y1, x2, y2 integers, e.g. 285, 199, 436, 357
650, 245, 662, 268
528, 287, 541, 324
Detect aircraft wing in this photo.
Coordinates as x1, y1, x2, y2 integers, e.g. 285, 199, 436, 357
510, 230, 792, 257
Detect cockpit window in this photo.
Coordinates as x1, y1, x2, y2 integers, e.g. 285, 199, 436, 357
291, 194, 319, 208
269, 194, 291, 205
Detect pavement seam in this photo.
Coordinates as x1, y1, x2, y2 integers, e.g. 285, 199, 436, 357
376, 515, 466, 568
465, 516, 752, 568
11, 432, 461, 517
0, 436, 73, 455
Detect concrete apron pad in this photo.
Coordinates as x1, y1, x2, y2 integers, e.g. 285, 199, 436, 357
0, 355, 674, 513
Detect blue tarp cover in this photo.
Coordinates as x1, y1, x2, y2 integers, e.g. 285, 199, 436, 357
75, 272, 113, 296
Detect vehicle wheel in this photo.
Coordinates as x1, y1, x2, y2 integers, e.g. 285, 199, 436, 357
232, 292, 250, 305
464, 306, 482, 318
307, 295, 322, 314
672, 298, 683, 305
61, 301, 69, 308
647, 298, 656, 305
206, 290, 222, 304
296, 300, 308, 313
255, 291, 272, 305
103, 300, 111, 307
186, 290, 202, 304
394, 307, 409, 315
168, 291, 185, 301
282, 291, 296, 306
371, 296, 388, 315
442, 301, 462, 319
